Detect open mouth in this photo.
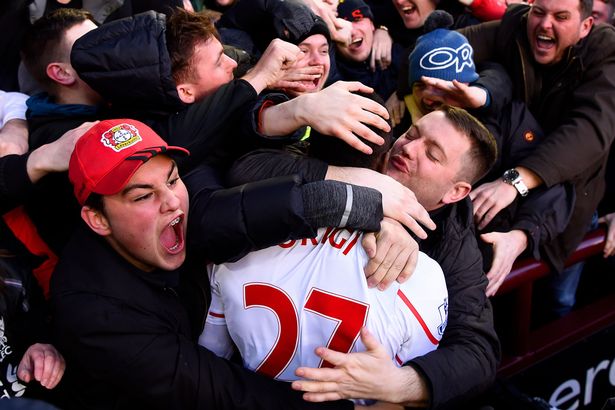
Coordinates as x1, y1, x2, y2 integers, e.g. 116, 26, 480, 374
349, 36, 364, 50
160, 215, 184, 254
402, 4, 416, 15
536, 34, 556, 50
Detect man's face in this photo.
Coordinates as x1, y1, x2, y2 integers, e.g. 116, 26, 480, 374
592, 0, 614, 24
286, 34, 331, 97
411, 81, 445, 115
384, 111, 471, 211
336, 17, 375, 62
526, 0, 593, 66
392, 0, 437, 29
98, 155, 189, 272
181, 36, 237, 102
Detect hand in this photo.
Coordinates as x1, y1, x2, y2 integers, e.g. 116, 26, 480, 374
17, 343, 65, 389
241, 38, 303, 94
327, 166, 435, 238
297, 81, 391, 154
385, 92, 405, 127
26, 121, 99, 183
598, 213, 615, 258
481, 230, 528, 296
304, 0, 351, 46
0, 119, 28, 157
331, 17, 353, 47
362, 217, 418, 290
469, 179, 517, 230
420, 76, 487, 109
370, 28, 393, 72
292, 328, 426, 405
271, 64, 324, 94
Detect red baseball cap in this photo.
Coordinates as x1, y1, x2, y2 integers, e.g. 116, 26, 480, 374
69, 119, 189, 205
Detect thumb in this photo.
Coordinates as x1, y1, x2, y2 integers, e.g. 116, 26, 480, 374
480, 232, 496, 244
598, 216, 607, 224
360, 327, 381, 352
18, 365, 32, 383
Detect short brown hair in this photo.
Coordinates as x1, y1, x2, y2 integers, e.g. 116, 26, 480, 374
21, 8, 96, 94
437, 105, 497, 184
166, 8, 220, 85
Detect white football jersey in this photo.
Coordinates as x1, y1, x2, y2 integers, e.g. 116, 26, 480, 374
200, 227, 448, 382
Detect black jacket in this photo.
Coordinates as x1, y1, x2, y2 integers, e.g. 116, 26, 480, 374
228, 151, 500, 409
51, 226, 353, 410
414, 198, 499, 409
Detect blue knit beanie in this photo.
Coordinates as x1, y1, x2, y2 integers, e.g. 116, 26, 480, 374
408, 11, 479, 86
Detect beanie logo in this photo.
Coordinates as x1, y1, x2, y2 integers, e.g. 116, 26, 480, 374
419, 43, 475, 75
100, 123, 143, 153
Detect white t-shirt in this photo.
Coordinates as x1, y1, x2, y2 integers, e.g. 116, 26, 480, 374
200, 227, 448, 382
0, 91, 28, 129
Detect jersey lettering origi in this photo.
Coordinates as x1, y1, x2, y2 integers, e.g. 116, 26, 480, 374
200, 227, 448, 382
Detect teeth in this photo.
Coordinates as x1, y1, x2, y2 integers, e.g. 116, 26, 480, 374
351, 37, 362, 45
538, 35, 553, 41
170, 217, 181, 226
402, 5, 415, 12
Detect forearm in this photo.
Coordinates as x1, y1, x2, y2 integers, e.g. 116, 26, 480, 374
260, 97, 308, 136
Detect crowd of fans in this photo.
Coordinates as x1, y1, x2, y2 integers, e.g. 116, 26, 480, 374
0, 0, 614, 409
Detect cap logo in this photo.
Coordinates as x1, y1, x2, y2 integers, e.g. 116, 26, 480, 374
100, 123, 142, 152
419, 43, 474, 74
352, 9, 364, 20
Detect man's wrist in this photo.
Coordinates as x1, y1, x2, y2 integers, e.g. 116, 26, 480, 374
502, 168, 529, 197
396, 365, 430, 406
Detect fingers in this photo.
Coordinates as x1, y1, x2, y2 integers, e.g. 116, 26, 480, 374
370, 47, 377, 72
361, 232, 377, 259
359, 327, 380, 352
364, 234, 416, 290
44, 354, 66, 389
336, 129, 375, 154
396, 245, 418, 284
604, 229, 615, 257
337, 81, 375, 96
394, 213, 428, 239
275, 81, 309, 93
17, 363, 32, 383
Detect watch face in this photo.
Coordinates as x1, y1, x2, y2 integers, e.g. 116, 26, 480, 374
503, 168, 520, 183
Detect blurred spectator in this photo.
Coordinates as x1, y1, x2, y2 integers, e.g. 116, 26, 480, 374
593, 0, 615, 24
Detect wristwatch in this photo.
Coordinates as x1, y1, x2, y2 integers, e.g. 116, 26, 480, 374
502, 168, 529, 197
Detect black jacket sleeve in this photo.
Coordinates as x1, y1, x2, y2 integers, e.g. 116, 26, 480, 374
229, 149, 329, 186
185, 163, 382, 264
0, 153, 33, 214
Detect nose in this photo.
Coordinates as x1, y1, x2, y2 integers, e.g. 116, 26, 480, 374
160, 186, 181, 213
224, 54, 238, 71
402, 137, 420, 159
306, 50, 327, 67
537, 14, 553, 30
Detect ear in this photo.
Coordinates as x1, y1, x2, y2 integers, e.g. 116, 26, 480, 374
176, 83, 196, 104
81, 206, 112, 237
579, 16, 594, 40
442, 181, 471, 205
46, 62, 77, 86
